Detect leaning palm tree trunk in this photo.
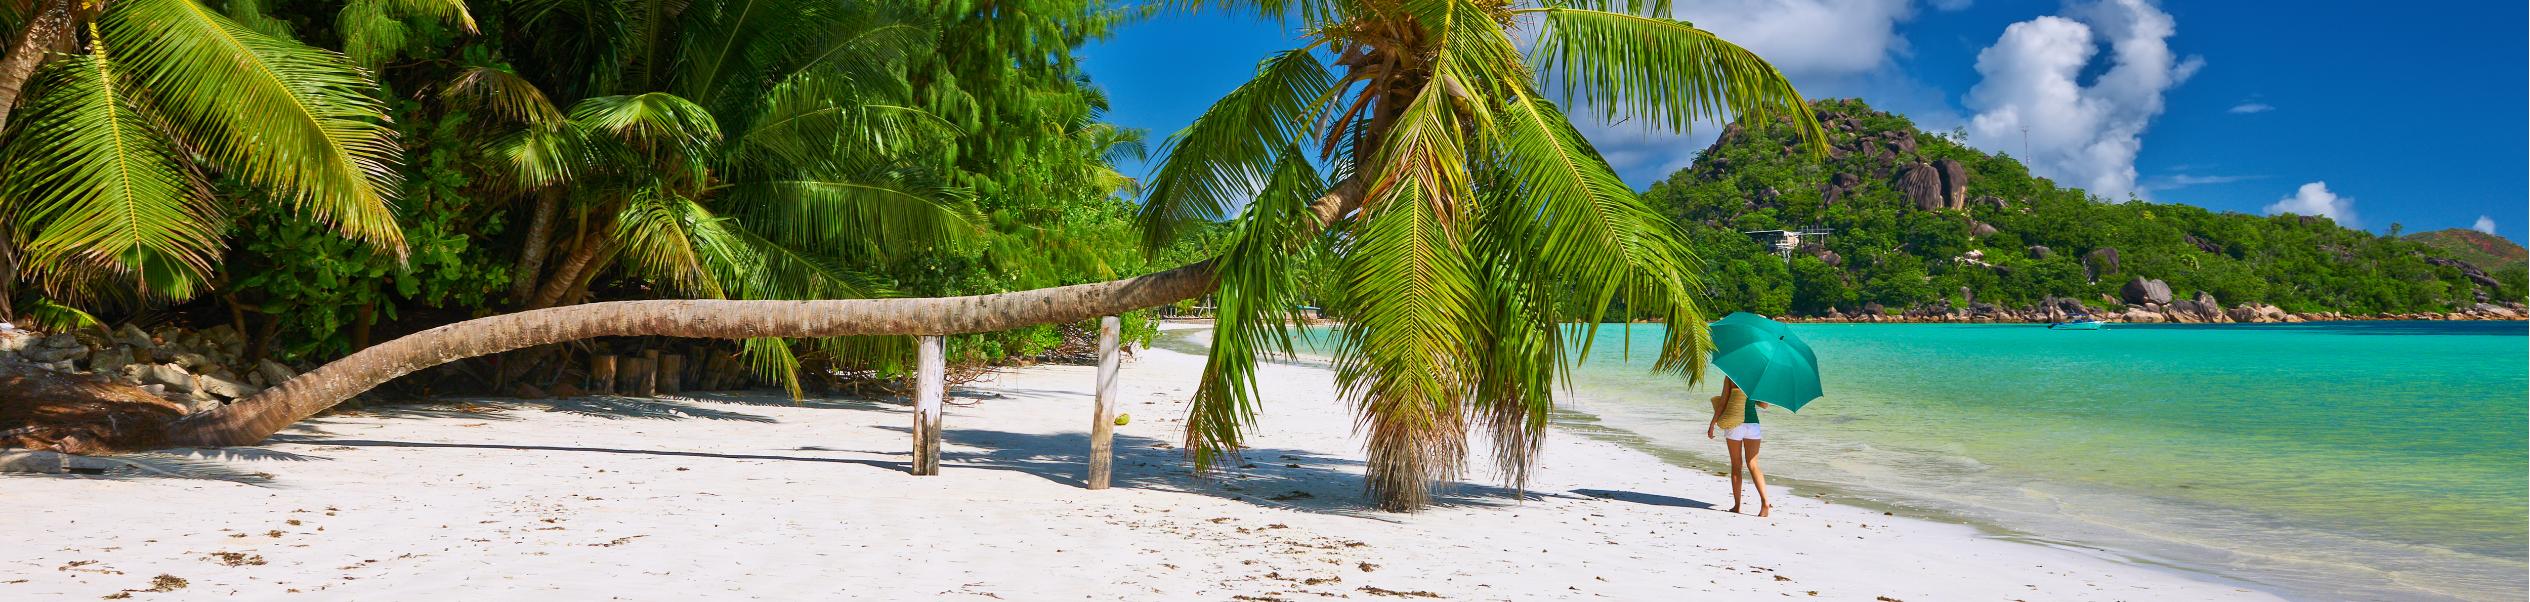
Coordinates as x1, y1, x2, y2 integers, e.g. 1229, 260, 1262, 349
164, 184, 1361, 447
0, 0, 74, 133
167, 269, 1208, 446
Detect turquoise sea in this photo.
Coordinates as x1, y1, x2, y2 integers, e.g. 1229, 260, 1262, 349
1245, 321, 2528, 601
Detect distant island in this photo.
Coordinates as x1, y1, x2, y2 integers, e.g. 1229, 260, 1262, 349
1652, 98, 2528, 323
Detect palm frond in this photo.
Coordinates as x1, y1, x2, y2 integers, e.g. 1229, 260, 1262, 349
1331, 174, 1480, 512
1138, 48, 1334, 250
19, 296, 109, 335
0, 51, 222, 302
1521, 4, 1826, 155
717, 175, 968, 260
374, 0, 476, 31
1180, 143, 1331, 472
483, 124, 603, 189
570, 92, 723, 167
442, 66, 566, 128
739, 336, 805, 400
610, 185, 724, 297
100, 0, 405, 255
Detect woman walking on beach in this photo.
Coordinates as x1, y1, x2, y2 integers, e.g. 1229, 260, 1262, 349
1707, 377, 1773, 517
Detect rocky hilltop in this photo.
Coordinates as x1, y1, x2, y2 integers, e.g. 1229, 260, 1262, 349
1648, 99, 2527, 323
2407, 228, 2527, 271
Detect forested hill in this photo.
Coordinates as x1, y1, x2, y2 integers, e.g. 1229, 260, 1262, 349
1648, 98, 2530, 318
2406, 229, 2528, 271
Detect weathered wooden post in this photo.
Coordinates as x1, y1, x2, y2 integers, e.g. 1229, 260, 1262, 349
638, 350, 661, 396
659, 354, 685, 394
590, 355, 618, 395
1087, 316, 1122, 489
911, 335, 945, 476
621, 357, 654, 397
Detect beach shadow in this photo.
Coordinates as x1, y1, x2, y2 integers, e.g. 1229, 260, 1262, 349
157, 446, 326, 463
342, 402, 527, 422
961, 386, 1094, 403
1571, 488, 1715, 510
1, 451, 284, 486
674, 391, 897, 412
537, 397, 777, 423
288, 438, 919, 473
847, 425, 1558, 519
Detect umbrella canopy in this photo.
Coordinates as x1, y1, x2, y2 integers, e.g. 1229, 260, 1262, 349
1708, 312, 1823, 411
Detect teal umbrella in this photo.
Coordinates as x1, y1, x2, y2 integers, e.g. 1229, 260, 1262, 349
1708, 312, 1823, 411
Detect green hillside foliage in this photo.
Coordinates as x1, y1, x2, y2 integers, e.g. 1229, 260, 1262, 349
1648, 98, 2520, 316
2407, 228, 2528, 267
2407, 228, 2528, 295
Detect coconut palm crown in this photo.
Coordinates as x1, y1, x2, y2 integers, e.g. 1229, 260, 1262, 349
1140, 0, 1827, 510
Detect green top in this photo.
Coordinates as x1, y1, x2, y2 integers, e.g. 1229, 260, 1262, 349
1743, 397, 1761, 424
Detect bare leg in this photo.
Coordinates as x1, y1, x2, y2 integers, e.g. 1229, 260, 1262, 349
1745, 438, 1772, 517
1724, 438, 1745, 514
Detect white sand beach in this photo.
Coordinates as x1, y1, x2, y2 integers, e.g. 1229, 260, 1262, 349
2, 325, 2278, 600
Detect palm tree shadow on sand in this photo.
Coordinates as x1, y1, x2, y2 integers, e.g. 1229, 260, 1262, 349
828, 424, 1579, 520
0, 447, 321, 486
45, 392, 1596, 516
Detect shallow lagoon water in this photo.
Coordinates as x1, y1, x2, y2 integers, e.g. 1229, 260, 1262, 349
1206, 320, 2528, 601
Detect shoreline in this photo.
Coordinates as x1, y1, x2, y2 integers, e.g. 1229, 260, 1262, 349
2, 324, 2277, 600
1157, 322, 2528, 602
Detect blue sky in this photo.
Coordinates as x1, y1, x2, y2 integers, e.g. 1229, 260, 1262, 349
1079, 1, 2526, 243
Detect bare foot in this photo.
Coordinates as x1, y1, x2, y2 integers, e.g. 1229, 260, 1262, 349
1726, 505, 1742, 514
1757, 504, 1772, 517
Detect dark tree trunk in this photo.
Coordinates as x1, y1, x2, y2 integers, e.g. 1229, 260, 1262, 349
528, 238, 610, 310
0, 0, 73, 135
0, 0, 73, 322
508, 190, 562, 303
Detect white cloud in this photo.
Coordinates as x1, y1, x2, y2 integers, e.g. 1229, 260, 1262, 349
2472, 215, 2498, 235
2226, 102, 2272, 114
2139, 172, 2254, 192
1678, 0, 1919, 77
1572, 0, 1949, 185
1962, 0, 2201, 201
2263, 181, 2357, 227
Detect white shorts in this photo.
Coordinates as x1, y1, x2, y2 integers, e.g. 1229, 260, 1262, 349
1723, 423, 1762, 441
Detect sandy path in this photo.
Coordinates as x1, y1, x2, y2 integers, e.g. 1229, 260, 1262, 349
2, 326, 2276, 600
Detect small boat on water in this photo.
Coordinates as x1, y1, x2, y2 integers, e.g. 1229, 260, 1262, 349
2048, 317, 2106, 330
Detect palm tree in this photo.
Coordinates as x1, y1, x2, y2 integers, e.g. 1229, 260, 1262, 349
467, 0, 971, 391
1135, 0, 1824, 510
170, 1, 1823, 513
0, 0, 418, 313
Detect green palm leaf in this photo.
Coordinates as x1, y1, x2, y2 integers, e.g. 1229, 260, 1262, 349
1521, 3, 1827, 154
1180, 141, 1330, 472
0, 51, 222, 301
1138, 48, 1334, 249
571, 92, 724, 169
442, 66, 566, 128
718, 176, 968, 260
612, 185, 725, 297
99, 0, 406, 254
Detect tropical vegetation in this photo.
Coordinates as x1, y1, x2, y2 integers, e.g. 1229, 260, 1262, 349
1658, 98, 2528, 317
18, 1, 2508, 513
1, 0, 1833, 512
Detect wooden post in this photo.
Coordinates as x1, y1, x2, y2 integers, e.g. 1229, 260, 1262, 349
621, 357, 653, 397
590, 355, 617, 395
911, 335, 945, 476
637, 350, 660, 397
1087, 316, 1122, 489
697, 355, 725, 391
659, 354, 684, 394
